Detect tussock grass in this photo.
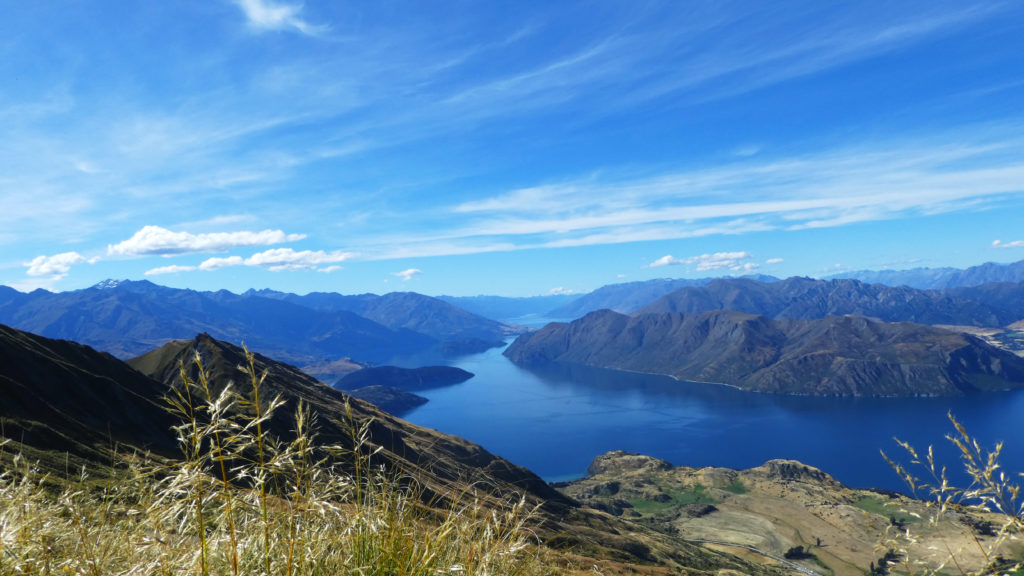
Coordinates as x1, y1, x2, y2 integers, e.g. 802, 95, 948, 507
0, 347, 543, 576
879, 413, 1024, 576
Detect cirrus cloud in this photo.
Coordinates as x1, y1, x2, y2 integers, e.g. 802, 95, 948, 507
144, 264, 198, 276
649, 251, 758, 272
198, 248, 357, 273
107, 225, 306, 257
199, 256, 245, 271
992, 239, 1024, 249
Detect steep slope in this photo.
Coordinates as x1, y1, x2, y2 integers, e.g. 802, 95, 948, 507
128, 334, 778, 572
0, 325, 786, 573
0, 323, 179, 471
948, 281, 1024, 322
128, 333, 565, 507
504, 310, 1024, 396
0, 285, 26, 308
638, 277, 1023, 327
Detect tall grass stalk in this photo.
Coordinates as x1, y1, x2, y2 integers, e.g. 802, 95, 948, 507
0, 345, 543, 576
880, 412, 1023, 576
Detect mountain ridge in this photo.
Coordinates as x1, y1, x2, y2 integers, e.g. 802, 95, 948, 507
0, 324, 784, 573
548, 275, 781, 318
504, 309, 1024, 396
0, 280, 514, 378
827, 258, 1024, 289
637, 276, 1024, 328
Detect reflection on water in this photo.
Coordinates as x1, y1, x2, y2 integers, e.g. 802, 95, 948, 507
401, 345, 1024, 491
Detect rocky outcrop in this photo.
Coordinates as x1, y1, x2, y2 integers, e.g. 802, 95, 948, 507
751, 460, 841, 488
588, 450, 674, 476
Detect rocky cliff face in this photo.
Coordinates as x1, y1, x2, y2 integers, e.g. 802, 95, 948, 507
504, 310, 1024, 396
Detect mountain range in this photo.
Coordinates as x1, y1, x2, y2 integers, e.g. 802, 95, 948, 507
0, 323, 784, 574
246, 288, 518, 347
0, 280, 514, 380
504, 309, 1024, 396
545, 259, 1024, 322
827, 258, 1024, 289
636, 276, 1024, 328
547, 275, 780, 318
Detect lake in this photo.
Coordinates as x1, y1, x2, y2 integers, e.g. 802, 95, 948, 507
403, 344, 1024, 492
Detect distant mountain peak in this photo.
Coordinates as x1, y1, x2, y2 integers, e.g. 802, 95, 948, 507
90, 278, 158, 291
92, 278, 129, 289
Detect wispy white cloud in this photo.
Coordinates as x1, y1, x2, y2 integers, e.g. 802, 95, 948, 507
176, 214, 256, 229
232, 0, 325, 35
199, 248, 357, 272
199, 256, 245, 271
425, 3, 1002, 130
765, 257, 785, 265
145, 264, 197, 275
246, 248, 356, 271
392, 268, 422, 282
992, 239, 1024, 249
1, 1, 1021, 292
108, 226, 306, 256
649, 252, 758, 272
547, 286, 583, 296
318, 265, 343, 273
24, 252, 89, 279
378, 131, 1024, 257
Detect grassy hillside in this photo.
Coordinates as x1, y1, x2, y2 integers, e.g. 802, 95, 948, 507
1, 325, 788, 575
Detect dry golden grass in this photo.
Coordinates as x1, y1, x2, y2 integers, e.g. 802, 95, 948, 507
0, 347, 545, 576
880, 413, 1024, 576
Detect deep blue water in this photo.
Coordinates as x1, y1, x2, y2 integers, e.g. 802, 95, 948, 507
402, 344, 1024, 492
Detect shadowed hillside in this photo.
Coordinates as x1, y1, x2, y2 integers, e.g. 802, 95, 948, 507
505, 309, 1024, 396
1, 324, 790, 573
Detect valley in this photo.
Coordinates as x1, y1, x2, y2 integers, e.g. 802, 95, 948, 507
7, 5, 1024, 573
3, 260, 1024, 574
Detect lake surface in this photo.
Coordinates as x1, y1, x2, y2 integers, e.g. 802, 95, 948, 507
403, 344, 1024, 492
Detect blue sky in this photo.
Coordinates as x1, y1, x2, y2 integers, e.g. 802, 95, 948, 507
3, 1, 1024, 296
